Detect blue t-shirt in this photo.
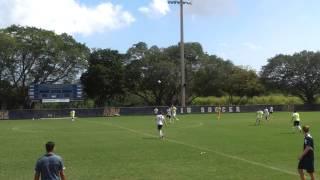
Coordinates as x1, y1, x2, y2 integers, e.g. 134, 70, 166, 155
35, 153, 64, 180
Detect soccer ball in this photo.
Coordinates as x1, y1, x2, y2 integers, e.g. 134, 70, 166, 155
157, 80, 161, 84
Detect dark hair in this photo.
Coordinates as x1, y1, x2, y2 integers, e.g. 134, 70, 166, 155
45, 141, 55, 152
303, 125, 310, 133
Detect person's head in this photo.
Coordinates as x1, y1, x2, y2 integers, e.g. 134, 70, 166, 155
302, 125, 310, 134
158, 111, 163, 115
45, 141, 55, 152
294, 110, 297, 113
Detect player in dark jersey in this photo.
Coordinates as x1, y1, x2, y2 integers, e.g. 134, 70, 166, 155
298, 125, 315, 180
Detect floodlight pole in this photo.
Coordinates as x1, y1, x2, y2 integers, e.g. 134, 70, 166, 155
168, 0, 191, 108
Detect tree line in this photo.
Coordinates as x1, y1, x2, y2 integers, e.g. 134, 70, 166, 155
0, 25, 319, 109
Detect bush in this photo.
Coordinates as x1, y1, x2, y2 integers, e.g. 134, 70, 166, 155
192, 94, 304, 105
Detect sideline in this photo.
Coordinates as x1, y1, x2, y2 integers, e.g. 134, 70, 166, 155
87, 120, 298, 177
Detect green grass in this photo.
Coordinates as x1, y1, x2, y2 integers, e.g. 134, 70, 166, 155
0, 112, 319, 179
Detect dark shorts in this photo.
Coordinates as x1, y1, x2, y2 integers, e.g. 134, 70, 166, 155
157, 125, 163, 130
298, 158, 314, 173
294, 121, 300, 126
166, 115, 171, 118
270, 112, 273, 114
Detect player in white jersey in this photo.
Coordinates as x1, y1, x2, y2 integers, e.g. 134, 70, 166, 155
269, 106, 274, 120
156, 111, 167, 139
70, 110, 75, 121
256, 110, 264, 125
292, 110, 302, 132
171, 105, 179, 121
269, 106, 274, 114
153, 107, 159, 115
263, 107, 270, 121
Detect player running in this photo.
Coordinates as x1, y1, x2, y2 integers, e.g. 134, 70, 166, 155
292, 110, 302, 132
255, 110, 264, 125
156, 111, 167, 139
70, 110, 75, 122
153, 107, 159, 115
269, 106, 274, 114
263, 107, 270, 121
171, 105, 179, 121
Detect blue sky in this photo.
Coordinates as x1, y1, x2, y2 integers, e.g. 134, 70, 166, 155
1, 0, 320, 71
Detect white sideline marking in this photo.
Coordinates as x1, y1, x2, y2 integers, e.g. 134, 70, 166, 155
88, 120, 298, 176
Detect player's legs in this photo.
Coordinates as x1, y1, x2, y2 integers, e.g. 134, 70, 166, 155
296, 121, 302, 132
297, 125, 302, 132
255, 117, 260, 125
173, 113, 179, 120
293, 121, 301, 132
306, 161, 315, 180
298, 169, 305, 180
172, 114, 178, 121
308, 172, 315, 180
157, 125, 164, 138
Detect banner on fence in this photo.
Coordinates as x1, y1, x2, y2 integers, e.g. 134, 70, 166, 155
103, 107, 120, 117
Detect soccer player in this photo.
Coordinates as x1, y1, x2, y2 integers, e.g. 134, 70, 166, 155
216, 106, 222, 120
269, 106, 274, 114
255, 110, 264, 125
153, 107, 159, 115
156, 111, 167, 139
292, 110, 302, 132
298, 125, 315, 180
171, 105, 179, 121
70, 110, 75, 121
263, 107, 269, 121
166, 107, 172, 123
34, 141, 66, 180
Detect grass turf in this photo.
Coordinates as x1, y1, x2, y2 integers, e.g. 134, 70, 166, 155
0, 112, 319, 180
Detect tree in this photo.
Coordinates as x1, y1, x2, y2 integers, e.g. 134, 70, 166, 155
0, 25, 89, 108
124, 44, 179, 106
261, 51, 320, 104
223, 67, 264, 104
81, 49, 124, 106
192, 55, 234, 97
164, 42, 205, 104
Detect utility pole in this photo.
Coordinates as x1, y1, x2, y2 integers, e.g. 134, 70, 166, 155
168, 0, 191, 107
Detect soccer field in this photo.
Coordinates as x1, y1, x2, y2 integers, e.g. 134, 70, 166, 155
0, 112, 319, 180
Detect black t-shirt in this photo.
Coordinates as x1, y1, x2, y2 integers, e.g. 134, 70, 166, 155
303, 134, 314, 160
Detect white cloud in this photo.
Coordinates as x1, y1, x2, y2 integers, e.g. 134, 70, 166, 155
139, 0, 170, 18
0, 0, 135, 35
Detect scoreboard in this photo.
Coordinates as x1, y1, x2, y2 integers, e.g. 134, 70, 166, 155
28, 84, 83, 102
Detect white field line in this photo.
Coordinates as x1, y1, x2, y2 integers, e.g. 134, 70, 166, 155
87, 120, 298, 177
